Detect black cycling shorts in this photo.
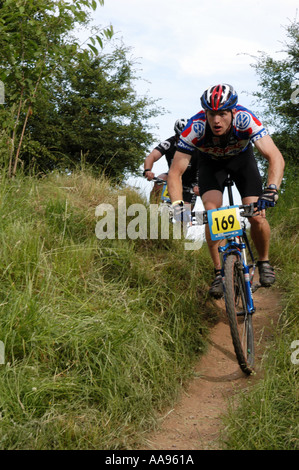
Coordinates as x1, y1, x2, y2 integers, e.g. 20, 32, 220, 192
197, 145, 263, 199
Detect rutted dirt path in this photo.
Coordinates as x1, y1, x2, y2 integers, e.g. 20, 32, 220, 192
141, 282, 282, 450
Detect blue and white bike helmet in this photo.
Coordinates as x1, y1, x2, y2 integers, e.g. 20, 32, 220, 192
200, 84, 238, 111
174, 118, 188, 135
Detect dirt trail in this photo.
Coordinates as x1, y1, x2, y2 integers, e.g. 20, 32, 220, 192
141, 283, 282, 450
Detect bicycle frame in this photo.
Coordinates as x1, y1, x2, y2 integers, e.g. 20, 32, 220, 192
219, 239, 255, 315
192, 175, 257, 312
218, 176, 256, 315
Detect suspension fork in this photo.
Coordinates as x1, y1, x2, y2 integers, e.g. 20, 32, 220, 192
220, 245, 255, 315
243, 263, 255, 314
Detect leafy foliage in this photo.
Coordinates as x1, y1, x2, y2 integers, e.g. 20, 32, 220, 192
22, 46, 160, 180
0, 0, 112, 175
0, 0, 160, 180
250, 19, 299, 176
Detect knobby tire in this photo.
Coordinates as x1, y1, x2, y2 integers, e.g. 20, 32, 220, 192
224, 254, 254, 375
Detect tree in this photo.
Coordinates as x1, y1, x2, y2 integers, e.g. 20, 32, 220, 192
250, 18, 299, 179
0, 0, 113, 176
21, 45, 161, 180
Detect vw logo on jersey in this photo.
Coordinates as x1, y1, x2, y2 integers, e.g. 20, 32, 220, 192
192, 120, 205, 135
236, 112, 251, 130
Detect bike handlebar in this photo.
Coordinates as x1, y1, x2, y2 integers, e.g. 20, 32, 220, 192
191, 202, 259, 225
151, 177, 167, 185
151, 177, 195, 194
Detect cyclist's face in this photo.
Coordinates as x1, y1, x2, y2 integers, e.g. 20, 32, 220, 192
206, 110, 234, 136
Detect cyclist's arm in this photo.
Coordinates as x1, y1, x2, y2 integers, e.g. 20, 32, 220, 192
253, 135, 285, 189
168, 151, 192, 203
143, 149, 163, 180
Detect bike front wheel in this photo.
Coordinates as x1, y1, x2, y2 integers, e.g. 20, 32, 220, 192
224, 254, 254, 375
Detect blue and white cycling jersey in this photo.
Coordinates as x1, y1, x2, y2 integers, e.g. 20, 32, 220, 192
178, 105, 268, 160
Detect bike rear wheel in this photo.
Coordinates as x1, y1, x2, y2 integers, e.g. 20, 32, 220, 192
224, 254, 254, 375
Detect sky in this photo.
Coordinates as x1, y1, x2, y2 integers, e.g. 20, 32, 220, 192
87, 0, 298, 202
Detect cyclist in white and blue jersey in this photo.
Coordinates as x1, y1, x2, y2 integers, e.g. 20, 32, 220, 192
168, 84, 285, 297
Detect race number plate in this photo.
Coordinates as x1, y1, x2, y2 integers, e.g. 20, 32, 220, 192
161, 183, 171, 202
207, 206, 242, 241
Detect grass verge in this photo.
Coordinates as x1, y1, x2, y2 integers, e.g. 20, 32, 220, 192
0, 170, 214, 449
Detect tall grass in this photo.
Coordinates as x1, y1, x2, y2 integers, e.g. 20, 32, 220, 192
222, 173, 299, 450
0, 171, 213, 449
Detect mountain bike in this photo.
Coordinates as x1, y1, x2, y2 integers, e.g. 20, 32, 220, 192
192, 176, 260, 375
150, 177, 174, 220
152, 177, 196, 213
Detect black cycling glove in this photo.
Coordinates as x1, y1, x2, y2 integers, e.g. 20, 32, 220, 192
257, 185, 279, 210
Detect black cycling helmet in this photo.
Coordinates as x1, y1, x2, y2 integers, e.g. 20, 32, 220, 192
200, 84, 238, 111
174, 118, 188, 135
